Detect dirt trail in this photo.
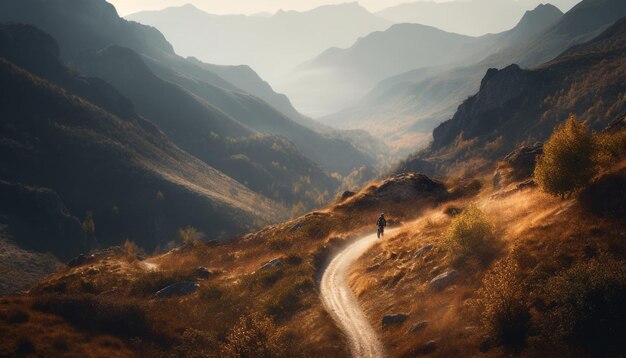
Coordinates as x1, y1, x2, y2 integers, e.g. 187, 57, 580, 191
320, 231, 388, 358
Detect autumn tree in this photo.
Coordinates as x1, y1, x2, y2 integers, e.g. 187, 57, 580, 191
534, 115, 596, 198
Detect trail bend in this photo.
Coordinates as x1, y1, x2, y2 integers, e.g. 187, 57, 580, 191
320, 231, 391, 358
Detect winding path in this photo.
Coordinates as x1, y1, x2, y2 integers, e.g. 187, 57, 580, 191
320, 232, 387, 358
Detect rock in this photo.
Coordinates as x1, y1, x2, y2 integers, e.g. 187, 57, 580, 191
366, 263, 381, 272
413, 340, 438, 355
382, 313, 409, 328
504, 143, 543, 179
492, 169, 503, 189
195, 266, 211, 279
288, 222, 303, 232
414, 244, 433, 258
516, 179, 537, 190
155, 281, 199, 298
67, 253, 95, 267
408, 321, 429, 333
429, 270, 458, 291
259, 258, 283, 270
389, 252, 398, 260
340, 191, 355, 201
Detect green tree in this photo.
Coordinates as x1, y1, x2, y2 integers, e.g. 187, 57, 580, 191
178, 226, 199, 247
534, 115, 596, 198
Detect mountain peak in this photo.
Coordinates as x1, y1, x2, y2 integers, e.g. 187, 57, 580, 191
515, 3, 563, 30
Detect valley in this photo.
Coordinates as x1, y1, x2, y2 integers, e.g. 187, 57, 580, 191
0, 0, 625, 357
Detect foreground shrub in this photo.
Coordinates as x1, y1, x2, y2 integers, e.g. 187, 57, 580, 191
595, 128, 626, 167
32, 295, 150, 339
220, 313, 287, 358
444, 204, 497, 264
534, 115, 596, 198
544, 259, 626, 356
474, 257, 530, 352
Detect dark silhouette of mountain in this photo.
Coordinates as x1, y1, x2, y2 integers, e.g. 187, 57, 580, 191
400, 16, 626, 175
0, 53, 283, 254
126, 2, 391, 84
321, 0, 622, 152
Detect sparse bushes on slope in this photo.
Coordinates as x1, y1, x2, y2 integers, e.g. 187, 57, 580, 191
543, 259, 626, 356
444, 204, 498, 264
220, 313, 288, 358
474, 257, 530, 352
535, 115, 597, 198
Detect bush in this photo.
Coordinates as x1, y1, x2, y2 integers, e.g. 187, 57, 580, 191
544, 259, 626, 356
595, 129, 626, 167
220, 313, 287, 358
178, 226, 199, 247
534, 115, 596, 198
444, 204, 497, 264
475, 257, 530, 352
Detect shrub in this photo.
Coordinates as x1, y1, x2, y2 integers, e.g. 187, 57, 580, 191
178, 226, 199, 247
474, 257, 530, 352
544, 259, 626, 356
174, 328, 220, 358
220, 313, 287, 358
534, 115, 596, 198
595, 129, 626, 167
266, 277, 314, 322
444, 204, 496, 264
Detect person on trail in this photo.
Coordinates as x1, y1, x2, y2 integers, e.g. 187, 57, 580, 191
376, 213, 386, 238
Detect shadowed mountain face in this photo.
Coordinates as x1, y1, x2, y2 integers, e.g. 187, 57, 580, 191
399, 17, 626, 175
321, 0, 624, 153
0, 0, 380, 216
0, 49, 283, 253
126, 2, 391, 83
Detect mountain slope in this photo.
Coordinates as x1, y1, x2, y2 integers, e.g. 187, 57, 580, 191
0, 56, 282, 253
126, 2, 391, 82
0, 0, 374, 200
322, 0, 622, 152
401, 16, 626, 174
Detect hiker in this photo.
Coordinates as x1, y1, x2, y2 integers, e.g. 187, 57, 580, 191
376, 213, 386, 238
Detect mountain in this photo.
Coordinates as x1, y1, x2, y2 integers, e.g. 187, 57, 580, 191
126, 2, 392, 84
0, 28, 284, 255
376, 0, 578, 36
321, 0, 622, 153
0, 0, 374, 195
284, 24, 488, 116
400, 16, 626, 175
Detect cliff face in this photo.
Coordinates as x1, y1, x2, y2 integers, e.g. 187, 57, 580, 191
422, 17, 626, 166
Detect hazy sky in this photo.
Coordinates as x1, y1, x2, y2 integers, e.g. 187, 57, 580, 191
108, 0, 450, 16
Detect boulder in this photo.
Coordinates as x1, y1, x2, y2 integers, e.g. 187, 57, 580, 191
429, 270, 458, 291
340, 191, 355, 201
259, 258, 283, 270
503, 143, 543, 179
366, 263, 381, 272
414, 244, 433, 258
382, 313, 409, 328
408, 321, 429, 333
155, 281, 199, 298
67, 253, 95, 267
195, 266, 211, 279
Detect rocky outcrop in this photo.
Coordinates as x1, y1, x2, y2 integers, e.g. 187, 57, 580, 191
259, 258, 284, 270
414, 244, 433, 258
504, 143, 543, 179
408, 320, 429, 333
429, 270, 458, 291
155, 281, 199, 298
382, 313, 409, 328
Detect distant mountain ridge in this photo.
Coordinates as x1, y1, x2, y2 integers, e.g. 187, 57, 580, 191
126, 2, 391, 84
320, 0, 624, 152
399, 15, 626, 175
